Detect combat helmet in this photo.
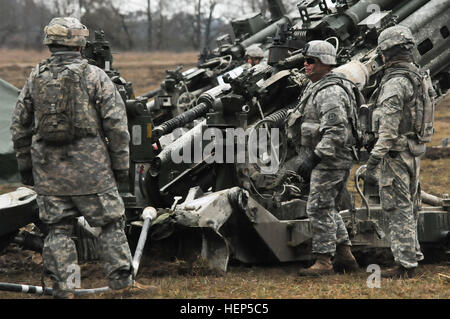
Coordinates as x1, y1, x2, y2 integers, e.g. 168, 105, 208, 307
245, 45, 265, 59
43, 17, 89, 47
302, 40, 337, 66
377, 25, 415, 52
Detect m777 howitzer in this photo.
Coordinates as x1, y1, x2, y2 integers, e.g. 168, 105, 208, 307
144, 0, 302, 128
138, 0, 450, 271
0, 0, 449, 277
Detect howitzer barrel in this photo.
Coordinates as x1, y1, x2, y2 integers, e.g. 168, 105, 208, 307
142, 88, 163, 99
343, 0, 394, 26
426, 48, 450, 76
240, 15, 292, 50
319, 0, 395, 41
152, 102, 210, 139
392, 0, 430, 22
150, 120, 206, 178
400, 0, 450, 75
400, 0, 448, 34
258, 106, 293, 128
152, 84, 231, 138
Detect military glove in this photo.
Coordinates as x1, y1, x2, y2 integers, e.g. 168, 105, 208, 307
298, 152, 321, 181
366, 155, 381, 171
19, 169, 34, 186
114, 169, 129, 185
364, 155, 381, 185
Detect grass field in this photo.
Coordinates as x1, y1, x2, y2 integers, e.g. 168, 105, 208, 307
0, 50, 448, 300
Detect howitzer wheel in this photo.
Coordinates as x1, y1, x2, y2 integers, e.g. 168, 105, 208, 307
0, 231, 18, 253
248, 118, 288, 189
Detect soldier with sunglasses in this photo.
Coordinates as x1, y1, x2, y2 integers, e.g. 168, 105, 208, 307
291, 40, 360, 276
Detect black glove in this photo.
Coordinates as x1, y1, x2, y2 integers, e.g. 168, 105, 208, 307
298, 152, 321, 181
19, 169, 34, 186
364, 155, 381, 185
366, 155, 381, 171
114, 169, 129, 185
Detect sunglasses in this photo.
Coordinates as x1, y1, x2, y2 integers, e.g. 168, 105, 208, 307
304, 57, 317, 64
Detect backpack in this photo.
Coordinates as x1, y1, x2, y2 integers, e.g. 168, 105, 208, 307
32, 59, 97, 145
382, 66, 435, 143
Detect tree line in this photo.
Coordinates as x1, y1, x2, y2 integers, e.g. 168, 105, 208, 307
0, 0, 301, 52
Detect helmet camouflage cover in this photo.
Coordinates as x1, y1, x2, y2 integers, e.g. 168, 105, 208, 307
377, 25, 415, 52
43, 17, 89, 47
302, 40, 337, 65
245, 45, 265, 59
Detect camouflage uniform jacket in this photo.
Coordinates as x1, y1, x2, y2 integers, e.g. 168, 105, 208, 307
297, 71, 355, 170
370, 62, 418, 159
10, 52, 130, 196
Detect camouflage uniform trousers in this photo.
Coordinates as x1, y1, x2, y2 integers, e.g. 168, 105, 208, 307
36, 187, 133, 296
379, 152, 424, 269
307, 168, 352, 255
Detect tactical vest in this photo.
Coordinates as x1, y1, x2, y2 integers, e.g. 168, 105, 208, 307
31, 58, 98, 145
293, 73, 364, 153
373, 62, 435, 144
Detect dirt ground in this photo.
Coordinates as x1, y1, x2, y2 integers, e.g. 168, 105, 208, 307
0, 50, 448, 300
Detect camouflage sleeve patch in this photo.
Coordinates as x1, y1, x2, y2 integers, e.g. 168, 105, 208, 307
324, 111, 339, 126
377, 76, 414, 112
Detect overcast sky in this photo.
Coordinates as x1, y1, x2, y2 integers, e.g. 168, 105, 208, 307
118, 0, 336, 18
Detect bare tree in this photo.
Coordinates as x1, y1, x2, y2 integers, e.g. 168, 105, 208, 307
109, 4, 134, 49
156, 0, 164, 49
195, 0, 202, 49
147, 0, 153, 50
204, 0, 217, 48
249, 0, 267, 15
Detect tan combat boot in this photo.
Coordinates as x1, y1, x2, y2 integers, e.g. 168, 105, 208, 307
381, 265, 416, 279
333, 244, 360, 273
105, 280, 159, 298
298, 254, 334, 277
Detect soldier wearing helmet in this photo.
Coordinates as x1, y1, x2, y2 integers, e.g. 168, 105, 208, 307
244, 45, 265, 67
291, 40, 360, 276
10, 17, 152, 298
365, 25, 434, 279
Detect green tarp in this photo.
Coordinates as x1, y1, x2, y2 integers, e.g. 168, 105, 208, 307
0, 78, 20, 183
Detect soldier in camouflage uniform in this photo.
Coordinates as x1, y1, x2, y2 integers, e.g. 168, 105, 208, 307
292, 41, 360, 276
10, 17, 138, 298
366, 25, 434, 279
244, 45, 265, 67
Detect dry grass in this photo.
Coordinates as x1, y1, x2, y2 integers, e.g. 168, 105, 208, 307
0, 50, 448, 300
1, 259, 449, 299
